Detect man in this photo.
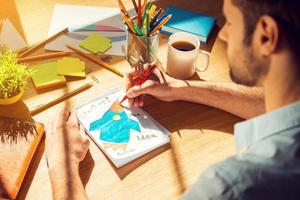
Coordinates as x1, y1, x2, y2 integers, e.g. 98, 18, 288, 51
45, 0, 300, 199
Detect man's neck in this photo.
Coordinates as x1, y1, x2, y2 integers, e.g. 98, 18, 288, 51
264, 54, 300, 112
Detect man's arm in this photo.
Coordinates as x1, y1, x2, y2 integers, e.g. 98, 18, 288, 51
174, 80, 265, 119
45, 109, 90, 200
126, 68, 265, 119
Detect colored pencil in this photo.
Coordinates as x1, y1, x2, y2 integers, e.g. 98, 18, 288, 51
30, 82, 93, 116
141, 0, 148, 14
138, 0, 142, 28
123, 15, 137, 34
66, 45, 124, 77
146, 13, 150, 36
18, 28, 69, 58
131, 0, 138, 13
117, 0, 129, 17
120, 64, 156, 104
151, 13, 167, 30
150, 8, 163, 27
17, 52, 72, 63
148, 5, 157, 19
134, 23, 143, 36
150, 14, 172, 35
142, 2, 151, 24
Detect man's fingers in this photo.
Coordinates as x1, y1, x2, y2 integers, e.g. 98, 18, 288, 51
68, 111, 79, 125
57, 107, 71, 126
127, 80, 157, 98
139, 94, 145, 107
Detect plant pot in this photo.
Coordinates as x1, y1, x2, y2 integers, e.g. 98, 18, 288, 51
0, 90, 24, 105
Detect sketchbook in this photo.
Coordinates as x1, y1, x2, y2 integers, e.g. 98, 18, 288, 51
76, 89, 169, 168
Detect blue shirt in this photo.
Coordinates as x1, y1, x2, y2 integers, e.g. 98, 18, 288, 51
182, 101, 300, 200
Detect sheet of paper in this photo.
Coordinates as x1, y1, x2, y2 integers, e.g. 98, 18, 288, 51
79, 33, 112, 54
45, 4, 135, 56
31, 62, 66, 90
76, 89, 169, 168
56, 57, 86, 77
0, 19, 27, 51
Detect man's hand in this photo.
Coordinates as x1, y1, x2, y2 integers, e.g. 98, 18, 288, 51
125, 66, 182, 107
45, 109, 90, 200
45, 109, 90, 171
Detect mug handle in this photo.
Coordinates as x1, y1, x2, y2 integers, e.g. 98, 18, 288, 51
195, 50, 210, 72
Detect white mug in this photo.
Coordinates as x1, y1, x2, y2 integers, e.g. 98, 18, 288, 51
166, 32, 210, 79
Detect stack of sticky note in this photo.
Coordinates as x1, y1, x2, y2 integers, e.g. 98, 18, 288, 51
56, 57, 86, 77
31, 57, 86, 90
79, 33, 112, 54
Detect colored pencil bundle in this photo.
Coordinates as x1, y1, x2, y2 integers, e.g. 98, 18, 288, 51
118, 0, 171, 67
117, 0, 172, 37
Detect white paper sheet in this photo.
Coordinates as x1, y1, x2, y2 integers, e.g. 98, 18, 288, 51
46, 4, 135, 56
0, 19, 27, 51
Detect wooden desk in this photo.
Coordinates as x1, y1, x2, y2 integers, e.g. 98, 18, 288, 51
0, 0, 241, 199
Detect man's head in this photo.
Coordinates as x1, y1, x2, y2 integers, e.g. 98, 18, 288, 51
219, 0, 300, 86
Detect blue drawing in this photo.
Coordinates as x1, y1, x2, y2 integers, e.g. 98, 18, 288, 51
89, 101, 141, 143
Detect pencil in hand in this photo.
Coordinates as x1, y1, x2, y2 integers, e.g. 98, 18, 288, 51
120, 64, 156, 105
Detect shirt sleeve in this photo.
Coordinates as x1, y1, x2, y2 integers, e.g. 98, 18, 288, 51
181, 165, 235, 200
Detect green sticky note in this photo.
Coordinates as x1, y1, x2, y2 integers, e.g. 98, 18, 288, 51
79, 33, 112, 54
56, 57, 86, 77
31, 62, 66, 90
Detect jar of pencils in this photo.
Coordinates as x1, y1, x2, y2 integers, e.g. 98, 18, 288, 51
125, 26, 159, 68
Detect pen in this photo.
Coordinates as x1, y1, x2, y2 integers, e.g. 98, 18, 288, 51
120, 64, 156, 104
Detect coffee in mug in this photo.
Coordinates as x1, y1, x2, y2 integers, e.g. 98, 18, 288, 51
166, 32, 209, 79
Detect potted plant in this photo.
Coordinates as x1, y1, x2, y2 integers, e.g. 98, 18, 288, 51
0, 48, 32, 105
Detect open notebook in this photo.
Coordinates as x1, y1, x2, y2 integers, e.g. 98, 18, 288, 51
76, 89, 169, 168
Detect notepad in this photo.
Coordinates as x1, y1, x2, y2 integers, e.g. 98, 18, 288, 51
76, 89, 170, 168
79, 33, 112, 54
31, 62, 66, 90
160, 6, 216, 44
56, 57, 86, 77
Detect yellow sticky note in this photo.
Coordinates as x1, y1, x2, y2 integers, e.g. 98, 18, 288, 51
31, 62, 66, 90
56, 57, 86, 77
79, 33, 112, 54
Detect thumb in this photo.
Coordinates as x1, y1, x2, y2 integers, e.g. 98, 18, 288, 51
127, 80, 157, 98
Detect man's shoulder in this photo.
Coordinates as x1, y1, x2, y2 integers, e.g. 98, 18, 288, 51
182, 153, 300, 200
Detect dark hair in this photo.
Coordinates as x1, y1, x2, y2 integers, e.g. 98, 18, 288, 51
232, 0, 300, 62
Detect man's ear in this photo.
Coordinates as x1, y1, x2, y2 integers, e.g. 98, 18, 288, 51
254, 15, 279, 56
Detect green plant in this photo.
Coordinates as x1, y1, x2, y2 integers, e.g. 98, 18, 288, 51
0, 48, 32, 99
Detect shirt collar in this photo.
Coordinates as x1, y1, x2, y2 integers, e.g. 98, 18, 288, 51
234, 101, 300, 152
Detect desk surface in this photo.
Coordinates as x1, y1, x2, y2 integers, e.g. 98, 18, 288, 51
0, 0, 241, 199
